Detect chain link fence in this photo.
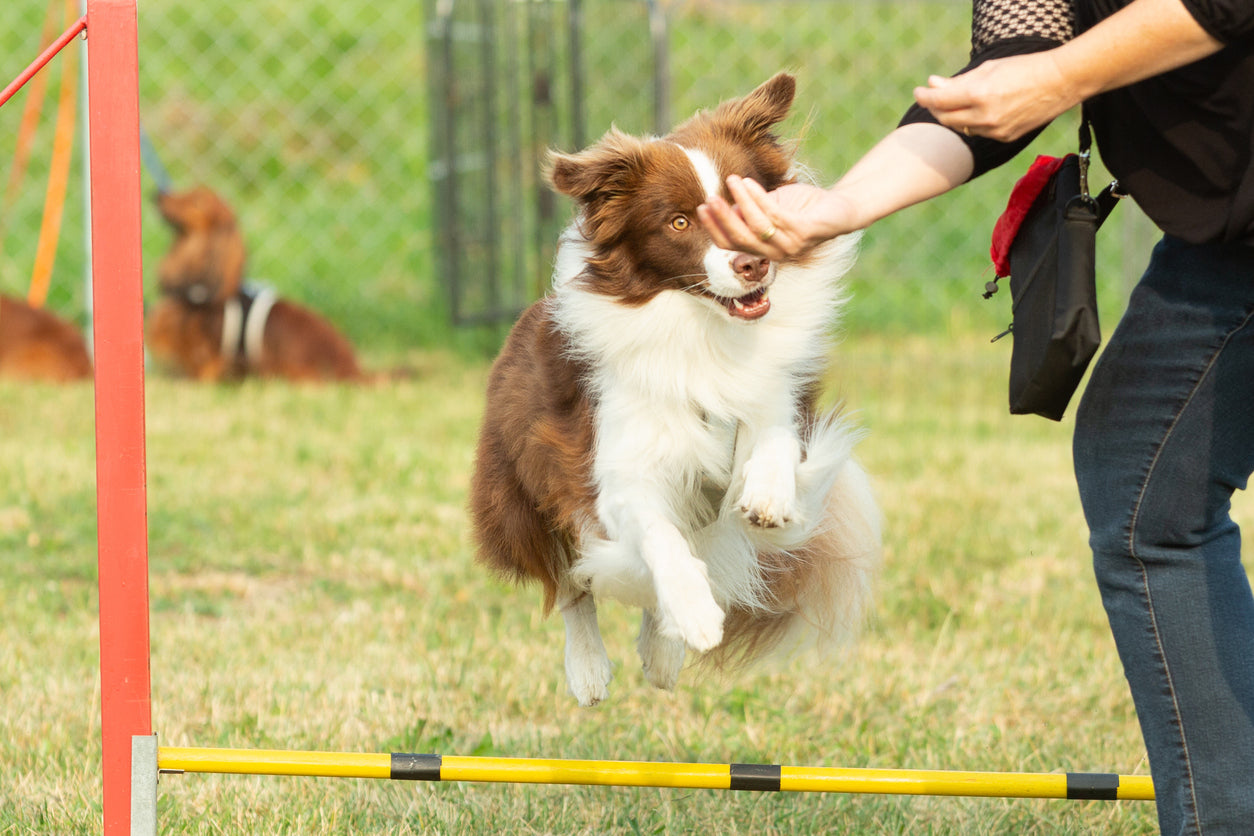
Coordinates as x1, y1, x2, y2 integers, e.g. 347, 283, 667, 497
0, 0, 1155, 353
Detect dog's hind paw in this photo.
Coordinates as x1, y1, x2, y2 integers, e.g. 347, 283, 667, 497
638, 610, 686, 691
566, 654, 614, 707
561, 593, 615, 706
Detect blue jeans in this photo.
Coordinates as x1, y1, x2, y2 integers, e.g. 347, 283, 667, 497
1074, 235, 1254, 835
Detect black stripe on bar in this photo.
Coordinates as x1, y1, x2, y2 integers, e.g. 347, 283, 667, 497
729, 763, 782, 792
1066, 772, 1120, 800
390, 753, 442, 781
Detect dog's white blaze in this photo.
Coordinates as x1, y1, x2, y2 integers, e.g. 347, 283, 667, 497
679, 144, 769, 300
681, 146, 722, 199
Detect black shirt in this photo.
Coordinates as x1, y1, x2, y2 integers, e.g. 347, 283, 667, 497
900, 0, 1254, 244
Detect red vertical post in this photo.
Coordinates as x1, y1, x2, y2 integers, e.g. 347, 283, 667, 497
86, 1, 151, 834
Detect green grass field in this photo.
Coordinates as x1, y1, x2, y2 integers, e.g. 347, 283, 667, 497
7, 332, 1242, 834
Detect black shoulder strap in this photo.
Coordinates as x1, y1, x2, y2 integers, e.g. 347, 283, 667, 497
1080, 106, 1122, 229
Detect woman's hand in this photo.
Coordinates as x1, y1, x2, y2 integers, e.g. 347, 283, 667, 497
914, 52, 1078, 142
697, 177, 859, 259
697, 124, 974, 258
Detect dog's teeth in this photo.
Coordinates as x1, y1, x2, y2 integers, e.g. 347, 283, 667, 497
733, 289, 766, 310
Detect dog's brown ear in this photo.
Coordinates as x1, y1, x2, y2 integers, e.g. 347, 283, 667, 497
156, 189, 189, 229
546, 129, 655, 241
711, 72, 796, 143
546, 128, 650, 204
156, 185, 239, 233
546, 129, 652, 241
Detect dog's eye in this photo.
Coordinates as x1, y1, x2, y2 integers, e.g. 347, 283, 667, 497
669, 215, 690, 231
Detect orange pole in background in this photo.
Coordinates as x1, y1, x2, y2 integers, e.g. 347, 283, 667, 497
85, 1, 151, 834
2, 0, 63, 219
28, 0, 80, 308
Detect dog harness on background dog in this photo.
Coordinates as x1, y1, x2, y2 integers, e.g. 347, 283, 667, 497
220, 282, 278, 371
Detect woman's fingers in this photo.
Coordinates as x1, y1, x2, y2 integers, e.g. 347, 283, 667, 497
724, 176, 789, 252
696, 194, 743, 250
914, 74, 982, 134
913, 55, 1075, 142
721, 176, 775, 239
698, 180, 772, 253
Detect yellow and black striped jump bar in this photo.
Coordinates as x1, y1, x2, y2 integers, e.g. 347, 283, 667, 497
157, 748, 1154, 801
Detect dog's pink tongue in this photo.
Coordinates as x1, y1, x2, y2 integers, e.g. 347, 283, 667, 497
728, 292, 771, 321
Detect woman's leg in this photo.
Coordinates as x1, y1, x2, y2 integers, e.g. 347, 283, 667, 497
1074, 236, 1254, 835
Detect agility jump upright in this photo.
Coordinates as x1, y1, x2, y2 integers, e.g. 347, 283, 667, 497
0, 0, 150, 831
80, 1, 153, 833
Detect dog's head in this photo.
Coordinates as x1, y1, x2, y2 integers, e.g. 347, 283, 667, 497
155, 186, 246, 305
546, 73, 797, 322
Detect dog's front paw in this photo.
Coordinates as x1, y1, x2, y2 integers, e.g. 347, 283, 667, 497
666, 603, 724, 653
655, 565, 725, 652
738, 460, 798, 529
737, 428, 804, 528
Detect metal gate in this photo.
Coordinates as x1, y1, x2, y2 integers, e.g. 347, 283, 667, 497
424, 0, 667, 327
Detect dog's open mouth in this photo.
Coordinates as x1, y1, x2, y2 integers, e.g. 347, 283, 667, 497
711, 286, 771, 321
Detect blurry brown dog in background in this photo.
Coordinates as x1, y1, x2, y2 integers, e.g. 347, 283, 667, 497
147, 186, 364, 382
0, 294, 92, 382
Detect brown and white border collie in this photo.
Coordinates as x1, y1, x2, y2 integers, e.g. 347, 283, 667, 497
470, 73, 881, 706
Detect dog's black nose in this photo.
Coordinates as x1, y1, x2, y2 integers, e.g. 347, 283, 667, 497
733, 252, 769, 283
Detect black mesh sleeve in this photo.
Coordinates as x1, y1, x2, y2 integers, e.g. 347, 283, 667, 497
973, 0, 1074, 55
898, 0, 1074, 180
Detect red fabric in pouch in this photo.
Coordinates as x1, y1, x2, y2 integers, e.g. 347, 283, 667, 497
989, 154, 1068, 277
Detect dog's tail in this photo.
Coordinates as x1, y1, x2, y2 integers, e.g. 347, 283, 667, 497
698, 411, 882, 671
